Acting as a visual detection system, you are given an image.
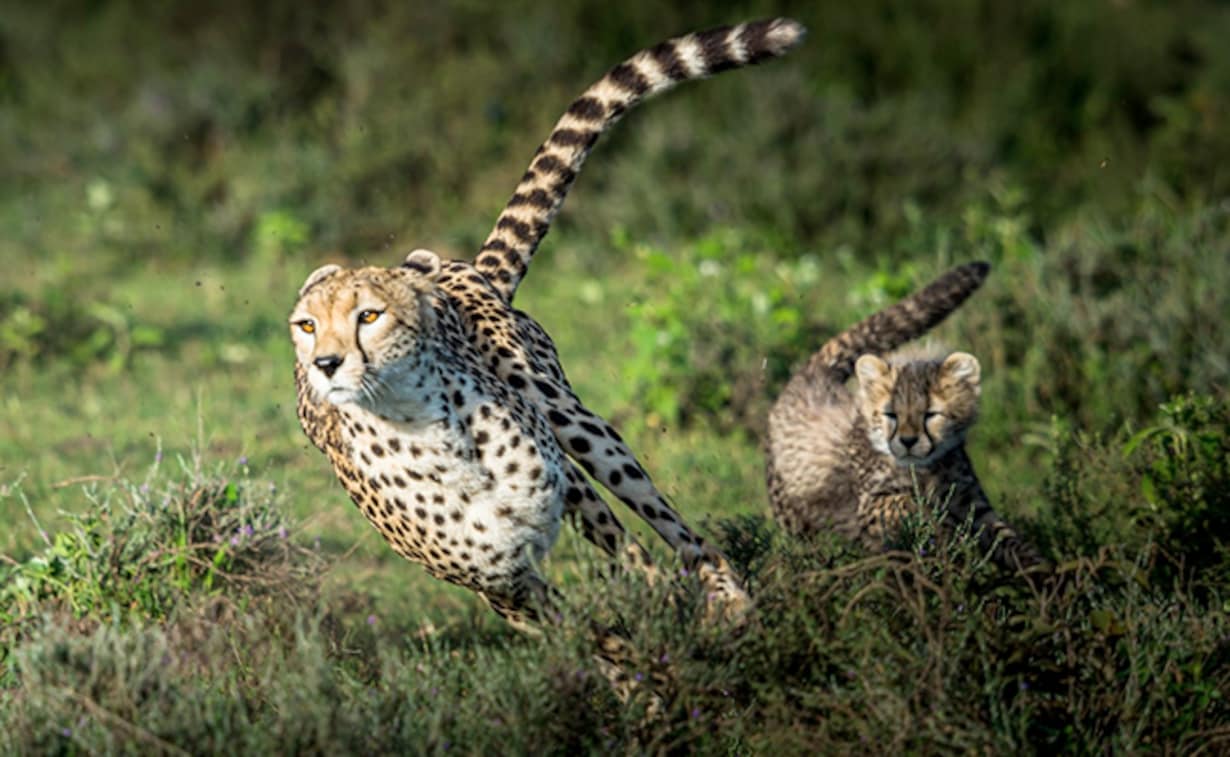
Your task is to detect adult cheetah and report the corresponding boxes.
[290,19,805,631]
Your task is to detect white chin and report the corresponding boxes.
[322,386,363,406]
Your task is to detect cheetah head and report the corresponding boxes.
[854,351,981,466]
[289,249,443,408]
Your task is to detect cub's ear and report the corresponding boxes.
[402,249,442,280]
[855,354,891,387]
[940,351,981,389]
[298,264,342,297]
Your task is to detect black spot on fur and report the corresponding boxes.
[608,62,650,95]
[740,19,777,64]
[566,96,606,121]
[697,25,737,73]
[533,379,559,399]
[650,40,687,80]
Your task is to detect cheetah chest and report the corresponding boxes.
[334,402,569,591]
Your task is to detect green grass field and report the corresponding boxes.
[2,1,1229,752]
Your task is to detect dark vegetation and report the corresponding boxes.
[1,0,1228,752]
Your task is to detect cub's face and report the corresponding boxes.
[855,351,981,466]
[289,250,442,407]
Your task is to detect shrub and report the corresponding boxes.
[0,455,325,675]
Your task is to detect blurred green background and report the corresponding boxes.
[1,1,1229,749]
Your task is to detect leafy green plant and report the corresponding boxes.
[1124,394,1230,580]
[0,456,325,673]
[0,288,164,371]
[619,226,834,431]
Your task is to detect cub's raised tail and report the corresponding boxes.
[474,18,806,303]
[800,261,991,388]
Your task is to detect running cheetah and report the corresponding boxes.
[766,262,1044,572]
[291,19,805,631]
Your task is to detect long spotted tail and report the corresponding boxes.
[474,18,806,303]
[804,261,992,385]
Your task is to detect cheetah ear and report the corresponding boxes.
[855,354,890,387]
[940,352,981,390]
[402,249,442,280]
[298,264,342,297]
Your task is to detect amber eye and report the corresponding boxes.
[358,309,382,324]
[883,411,897,421]
[298,320,316,334]
[924,411,942,420]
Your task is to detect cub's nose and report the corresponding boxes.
[313,355,343,378]
[898,435,918,450]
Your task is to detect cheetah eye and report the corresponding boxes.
[297,320,316,335]
[882,411,897,421]
[925,411,942,420]
[358,309,383,325]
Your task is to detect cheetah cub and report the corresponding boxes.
[766,262,1043,572]
[291,19,805,633]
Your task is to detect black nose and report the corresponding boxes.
[898,435,918,449]
[314,355,343,378]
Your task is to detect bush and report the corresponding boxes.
[0,455,325,675]
[3,399,1228,752]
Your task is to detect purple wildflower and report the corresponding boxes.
[229,536,240,547]
[690,708,702,720]
[277,526,288,540]
[238,455,248,466]
[61,727,71,738]
[242,524,254,537]
[139,483,150,494]
[154,450,163,463]
[367,614,377,626]
[634,672,644,682]
[658,653,670,664]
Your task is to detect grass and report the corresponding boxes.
[2,0,1229,752]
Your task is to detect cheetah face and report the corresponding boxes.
[855,351,980,467]
[289,250,443,408]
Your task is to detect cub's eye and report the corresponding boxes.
[297,320,315,335]
[358,309,382,325]
[924,411,943,420]
[883,412,897,421]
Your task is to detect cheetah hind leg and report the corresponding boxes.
[496,314,750,624]
[562,462,660,585]
[546,390,752,627]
